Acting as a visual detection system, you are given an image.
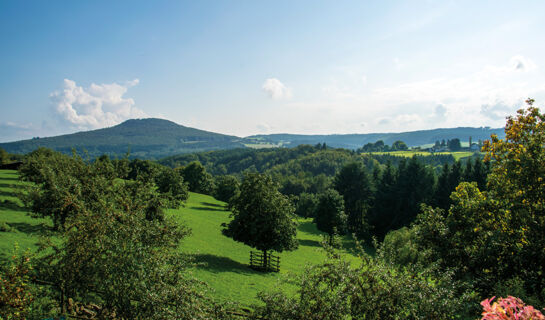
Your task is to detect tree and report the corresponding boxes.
[333,162,373,234]
[368,161,398,239]
[391,156,434,230]
[391,140,408,151]
[412,100,545,304]
[447,138,462,151]
[155,167,189,208]
[214,175,240,204]
[315,189,347,243]
[0,148,9,165]
[0,248,34,320]
[294,192,319,218]
[180,161,214,194]
[222,173,298,270]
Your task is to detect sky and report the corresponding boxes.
[1,0,545,142]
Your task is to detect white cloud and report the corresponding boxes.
[50,79,147,130]
[262,78,292,100]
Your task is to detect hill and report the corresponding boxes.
[0,119,246,159]
[1,119,505,159]
[250,127,505,149]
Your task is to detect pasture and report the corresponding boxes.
[0,170,360,307]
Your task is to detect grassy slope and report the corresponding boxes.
[170,192,360,306]
[0,170,51,258]
[0,170,360,306]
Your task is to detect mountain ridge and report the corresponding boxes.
[0,118,506,159]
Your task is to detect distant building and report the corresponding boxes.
[470,143,480,151]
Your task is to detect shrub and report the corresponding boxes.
[480,296,545,320]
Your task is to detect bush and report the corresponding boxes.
[480,296,545,320]
[253,245,468,319]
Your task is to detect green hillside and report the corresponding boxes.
[0,118,247,159]
[0,170,359,306]
[170,192,359,306]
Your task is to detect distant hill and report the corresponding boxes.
[249,127,505,149]
[0,119,506,159]
[0,118,246,159]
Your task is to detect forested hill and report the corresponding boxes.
[251,127,505,149]
[1,119,505,159]
[0,118,246,159]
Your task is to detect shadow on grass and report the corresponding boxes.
[297,221,323,236]
[0,183,25,189]
[7,222,53,237]
[0,176,20,183]
[298,239,323,248]
[0,203,27,212]
[200,202,225,208]
[192,254,256,275]
[190,206,226,212]
[0,190,19,198]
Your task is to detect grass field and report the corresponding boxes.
[169,192,360,306]
[0,170,361,307]
[365,150,477,160]
[0,170,52,258]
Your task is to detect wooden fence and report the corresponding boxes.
[249,251,280,272]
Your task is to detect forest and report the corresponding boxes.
[1,101,545,319]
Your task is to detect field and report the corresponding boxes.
[0,170,52,256]
[0,170,360,307]
[366,150,477,160]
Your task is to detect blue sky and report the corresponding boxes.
[1,0,545,142]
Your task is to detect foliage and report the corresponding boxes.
[480,296,545,320]
[378,226,423,267]
[407,100,545,308]
[333,162,373,234]
[392,140,408,151]
[0,148,10,165]
[222,173,298,268]
[314,189,347,240]
[252,246,467,320]
[0,248,34,320]
[19,149,105,230]
[155,166,189,208]
[448,138,462,151]
[294,192,319,218]
[180,161,215,194]
[214,175,240,204]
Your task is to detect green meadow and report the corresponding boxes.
[0,170,52,256]
[366,150,476,160]
[0,170,360,307]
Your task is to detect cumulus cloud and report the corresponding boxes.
[262,78,292,100]
[50,79,147,130]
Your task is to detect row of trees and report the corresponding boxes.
[292,156,488,240]
[357,140,408,152]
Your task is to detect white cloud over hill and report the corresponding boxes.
[50,79,147,130]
